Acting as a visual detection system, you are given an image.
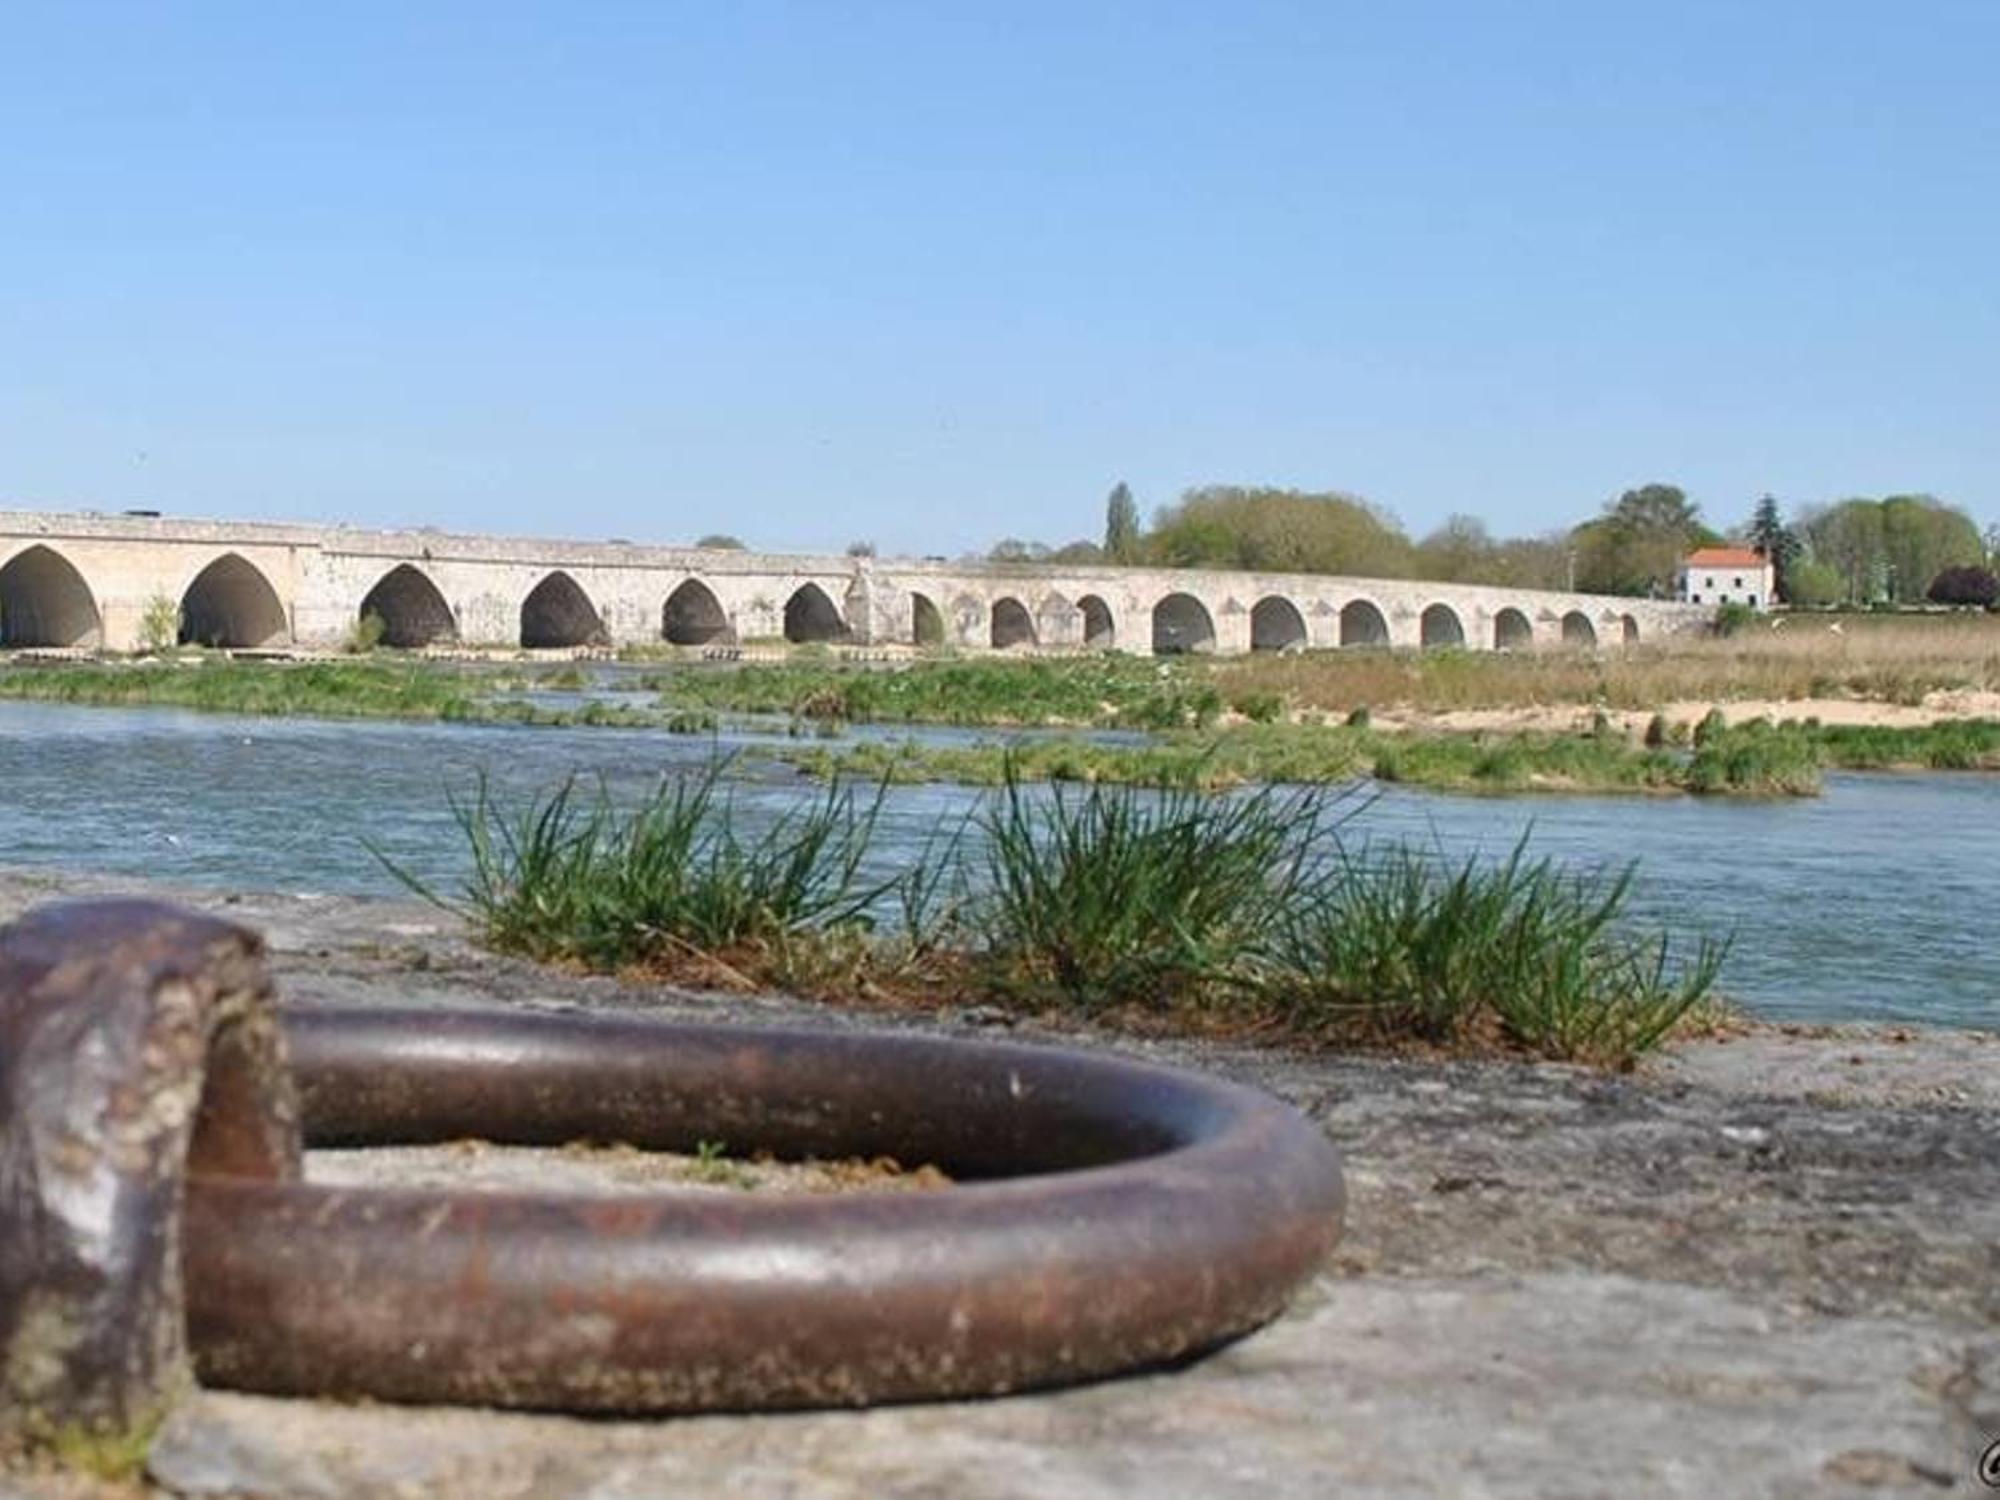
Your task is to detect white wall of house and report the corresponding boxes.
[1682,562,1773,610]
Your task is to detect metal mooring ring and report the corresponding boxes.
[2,900,1345,1426]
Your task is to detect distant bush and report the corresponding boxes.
[1713,601,1756,637]
[1926,564,1999,609]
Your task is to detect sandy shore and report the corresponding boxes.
[2,872,1994,1499]
[1372,687,2000,737]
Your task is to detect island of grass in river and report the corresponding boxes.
[7,654,2000,796]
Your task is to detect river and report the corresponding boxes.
[0,699,1990,1031]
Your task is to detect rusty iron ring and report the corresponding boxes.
[182,1003,1345,1414]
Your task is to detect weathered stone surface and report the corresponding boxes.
[0,900,299,1444]
[0,872,1992,1497]
[0,506,1705,652]
[139,1275,1987,1499]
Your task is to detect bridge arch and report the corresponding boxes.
[1152,593,1216,655]
[911,592,945,647]
[1339,599,1389,647]
[1420,603,1466,649]
[0,545,102,649]
[359,564,457,649]
[783,583,847,644]
[1079,594,1115,649]
[520,571,605,649]
[1250,596,1308,652]
[1561,611,1597,648]
[990,596,1035,649]
[179,553,288,648]
[1493,607,1534,651]
[1621,614,1640,645]
[662,579,732,645]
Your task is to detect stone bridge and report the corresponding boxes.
[0,510,1707,655]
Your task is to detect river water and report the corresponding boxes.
[1,699,1991,1032]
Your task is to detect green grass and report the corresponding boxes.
[977,775,1335,1012]
[1264,840,1726,1059]
[394,765,905,969]
[780,721,1810,797]
[399,763,1728,1066]
[643,655,1227,729]
[0,659,676,730]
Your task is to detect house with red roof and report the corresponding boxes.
[1680,547,1773,610]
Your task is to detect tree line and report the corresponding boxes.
[986,482,1994,605]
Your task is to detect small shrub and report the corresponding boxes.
[1713,601,1756,637]
[1345,705,1371,728]
[1643,713,1668,748]
[345,610,387,654]
[1232,690,1284,724]
[1692,706,1728,747]
[137,593,180,654]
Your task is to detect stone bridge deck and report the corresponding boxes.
[0,510,1707,655]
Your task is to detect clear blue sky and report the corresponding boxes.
[4,1,1996,555]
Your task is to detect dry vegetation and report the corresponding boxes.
[1214,613,2000,715]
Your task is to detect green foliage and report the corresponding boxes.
[1144,485,1416,576]
[696,534,746,549]
[137,592,181,654]
[1745,494,1800,601]
[1572,483,1716,598]
[1713,601,1757,637]
[1264,840,1726,1061]
[0,659,661,729]
[1104,481,1140,562]
[407,765,902,968]
[1784,558,1845,608]
[1684,720,1821,796]
[644,655,1224,729]
[978,773,1329,1011]
[1797,494,1983,605]
[413,764,1721,1064]
[346,609,386,654]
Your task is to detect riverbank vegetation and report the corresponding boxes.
[396,766,1726,1067]
[0,658,683,728]
[8,654,2000,797]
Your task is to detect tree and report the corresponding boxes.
[1927,564,1999,609]
[1745,495,1801,602]
[695,533,746,550]
[1144,486,1415,577]
[845,540,877,558]
[1414,514,1495,582]
[1799,495,1983,604]
[1104,482,1140,562]
[1571,483,1716,597]
[1047,539,1105,564]
[1784,558,1845,608]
